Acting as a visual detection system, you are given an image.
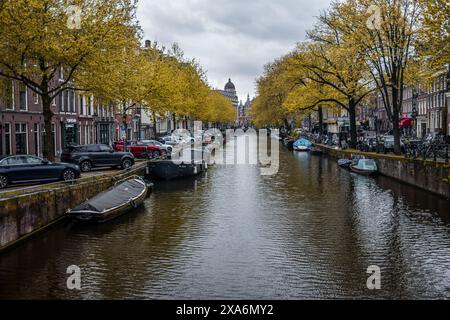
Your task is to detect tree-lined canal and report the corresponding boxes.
[0,147,449,299]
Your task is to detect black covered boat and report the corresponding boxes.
[67,177,150,223]
[148,160,207,180]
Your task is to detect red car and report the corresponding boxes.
[113,141,165,159]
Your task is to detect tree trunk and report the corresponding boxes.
[283,118,290,134]
[348,99,357,149]
[42,95,55,162]
[392,110,402,154]
[318,106,324,136]
[122,112,128,152]
[152,112,158,139]
[392,87,402,154]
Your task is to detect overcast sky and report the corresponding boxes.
[137,0,331,102]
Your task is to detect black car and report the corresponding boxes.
[0,155,81,189]
[61,144,135,173]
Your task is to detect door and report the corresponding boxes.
[2,156,30,182]
[98,144,115,166]
[24,156,57,180]
[86,145,103,166]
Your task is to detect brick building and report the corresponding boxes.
[0,79,118,157]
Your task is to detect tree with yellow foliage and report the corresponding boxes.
[418,0,449,70]
[0,0,140,161]
[327,0,422,153]
[203,91,236,125]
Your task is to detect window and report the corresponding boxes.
[87,96,92,116]
[15,123,28,154]
[99,145,111,152]
[87,145,100,152]
[70,91,75,113]
[4,123,11,155]
[64,90,70,112]
[19,83,27,111]
[26,156,44,164]
[3,80,14,110]
[3,156,26,165]
[59,92,64,112]
[33,92,39,105]
[59,67,64,80]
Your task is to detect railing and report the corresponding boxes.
[291,133,450,163]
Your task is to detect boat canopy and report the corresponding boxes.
[355,159,378,171]
[71,179,146,213]
[294,139,313,148]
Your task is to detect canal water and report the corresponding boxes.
[0,146,449,299]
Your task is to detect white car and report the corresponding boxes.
[141,140,174,155]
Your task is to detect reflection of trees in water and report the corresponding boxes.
[262,150,373,298]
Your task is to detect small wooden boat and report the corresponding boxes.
[349,159,378,176]
[338,159,353,168]
[67,177,150,223]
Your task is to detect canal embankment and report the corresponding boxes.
[317,144,450,199]
[0,161,149,252]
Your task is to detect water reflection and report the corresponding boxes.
[0,147,449,299]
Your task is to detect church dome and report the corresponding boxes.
[224,78,236,91]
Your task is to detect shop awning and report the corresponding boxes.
[400,118,413,128]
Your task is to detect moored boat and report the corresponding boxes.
[338,159,353,168]
[148,160,207,180]
[67,177,150,223]
[293,138,313,152]
[349,159,378,176]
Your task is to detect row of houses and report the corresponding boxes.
[308,66,450,138]
[0,79,188,158]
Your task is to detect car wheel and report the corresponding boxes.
[0,175,9,189]
[121,159,133,170]
[153,151,161,159]
[62,169,76,182]
[80,161,92,173]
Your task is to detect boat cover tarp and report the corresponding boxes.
[354,160,378,171]
[294,139,313,148]
[72,179,145,213]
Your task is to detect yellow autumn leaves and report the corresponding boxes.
[251,0,448,151]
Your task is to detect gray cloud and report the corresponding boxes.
[137,0,331,101]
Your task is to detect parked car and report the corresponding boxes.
[0,155,81,189]
[140,140,174,155]
[61,144,135,172]
[113,141,164,159]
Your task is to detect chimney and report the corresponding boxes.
[145,40,151,48]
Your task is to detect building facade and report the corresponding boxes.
[237,94,253,127]
[217,79,239,123]
[0,79,120,157]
